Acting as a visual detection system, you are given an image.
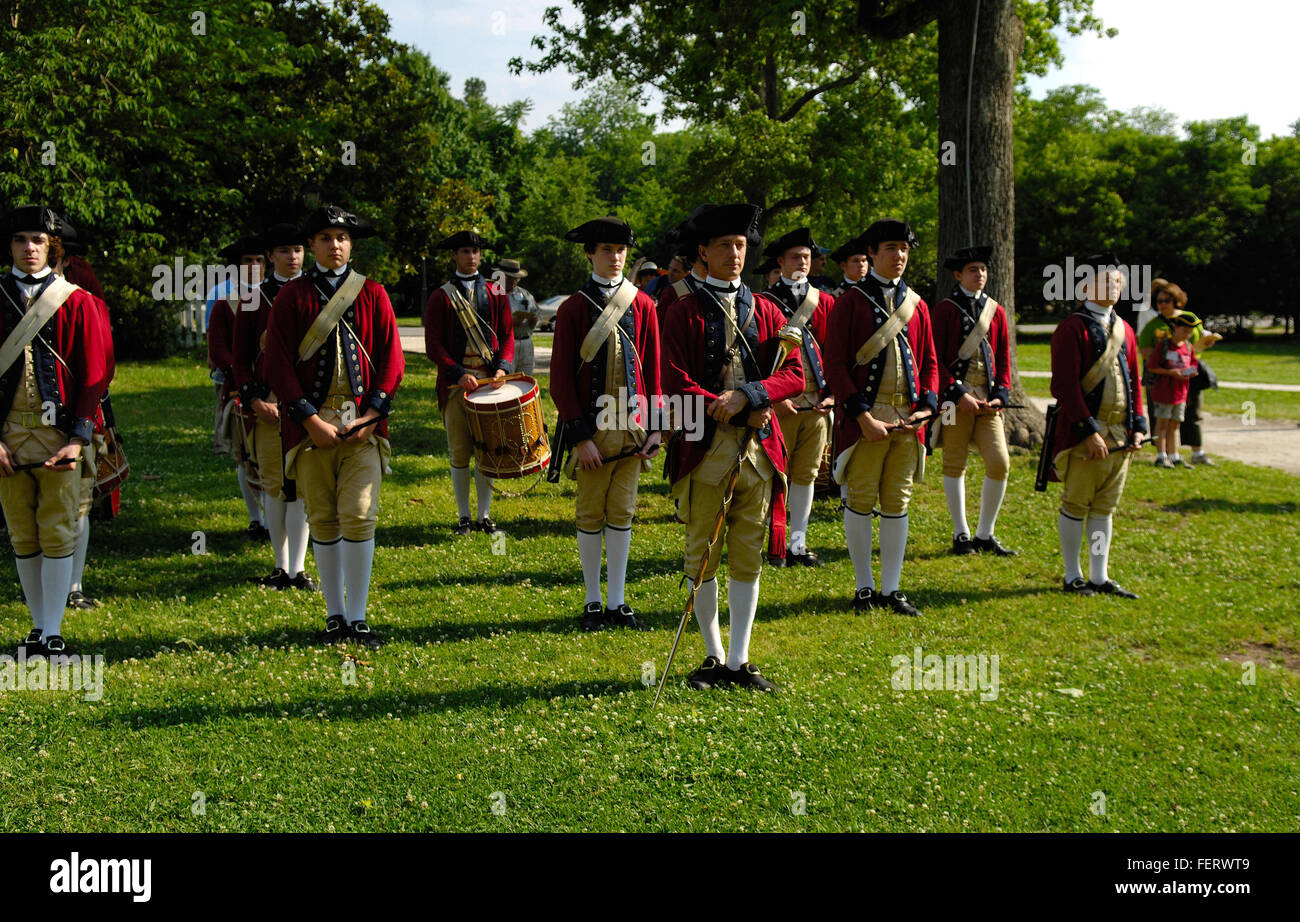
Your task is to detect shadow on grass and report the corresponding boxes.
[1160,498,1297,515]
[100,676,646,728]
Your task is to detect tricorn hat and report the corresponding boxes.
[762,227,817,260]
[943,245,993,271]
[564,216,636,246]
[829,234,870,263]
[2,205,65,238]
[218,234,265,263]
[861,218,918,248]
[690,203,763,248]
[437,229,492,251]
[301,205,375,240]
[260,222,305,250]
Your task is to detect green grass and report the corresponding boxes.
[1,357,1297,831]
[1017,375,1300,423]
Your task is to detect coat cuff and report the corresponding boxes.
[494,358,514,375]
[1075,416,1102,439]
[239,380,271,404]
[918,391,938,413]
[1133,414,1148,436]
[71,417,95,444]
[738,381,770,409]
[990,384,1010,406]
[944,380,971,404]
[365,387,393,415]
[567,418,596,444]
[844,393,870,419]
[286,397,319,423]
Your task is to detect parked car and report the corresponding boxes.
[536,295,565,331]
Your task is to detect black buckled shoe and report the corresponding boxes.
[973,535,1018,556]
[67,590,100,609]
[1063,577,1096,596]
[478,516,501,535]
[853,587,876,612]
[319,614,348,644]
[951,534,977,556]
[348,620,383,649]
[879,591,921,617]
[766,554,788,568]
[452,516,475,536]
[246,521,270,541]
[289,571,318,591]
[789,550,823,567]
[687,656,728,690]
[43,634,69,655]
[1088,579,1139,599]
[17,628,44,656]
[604,603,649,630]
[251,568,291,590]
[580,601,606,632]
[720,662,780,692]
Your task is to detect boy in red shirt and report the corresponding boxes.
[1149,314,1198,469]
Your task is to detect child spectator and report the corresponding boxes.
[1149,314,1198,468]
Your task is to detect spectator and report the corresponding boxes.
[498,258,539,376]
[643,255,683,299]
[1148,314,1199,468]
[634,260,660,288]
[1138,279,1220,466]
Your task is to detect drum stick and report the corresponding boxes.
[337,412,389,439]
[10,458,77,472]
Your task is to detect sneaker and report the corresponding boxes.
[852,587,876,612]
[580,601,606,632]
[288,572,318,591]
[348,620,383,649]
[1155,457,1175,469]
[1088,579,1139,599]
[452,516,475,536]
[1062,577,1096,596]
[318,614,348,644]
[687,656,728,690]
[972,535,1018,557]
[718,662,780,692]
[604,603,648,630]
[67,590,100,609]
[950,534,977,556]
[878,591,921,617]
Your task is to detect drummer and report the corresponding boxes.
[423,230,514,536]
[550,217,663,631]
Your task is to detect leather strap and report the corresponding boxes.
[0,277,77,377]
[1080,311,1125,393]
[854,288,919,367]
[578,279,637,364]
[957,294,999,361]
[297,272,366,363]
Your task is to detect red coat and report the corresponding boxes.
[656,275,703,338]
[550,282,661,444]
[207,293,238,400]
[232,277,295,414]
[824,280,939,454]
[932,290,1011,407]
[661,286,804,483]
[264,272,404,447]
[423,275,514,411]
[0,275,111,445]
[763,281,833,396]
[1049,308,1146,475]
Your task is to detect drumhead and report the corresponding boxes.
[465,378,535,405]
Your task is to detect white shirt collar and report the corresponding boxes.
[591,272,621,288]
[273,271,302,283]
[869,268,900,286]
[779,275,806,289]
[454,271,478,281]
[1084,301,1113,321]
[705,275,740,291]
[691,269,707,282]
[11,266,52,282]
[959,285,982,298]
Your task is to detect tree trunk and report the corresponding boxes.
[936,0,1044,447]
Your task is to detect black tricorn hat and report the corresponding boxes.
[691,203,763,248]
[437,229,492,251]
[564,216,636,246]
[301,205,375,240]
[762,227,816,260]
[260,222,304,250]
[861,218,918,248]
[829,234,871,263]
[757,256,778,275]
[58,213,85,254]
[943,245,993,271]
[218,234,265,263]
[2,205,65,238]
[668,203,715,259]
[1078,251,1121,268]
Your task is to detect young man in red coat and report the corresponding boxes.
[209,234,268,539]
[233,223,314,591]
[829,235,870,299]
[824,218,938,617]
[655,206,711,332]
[1048,255,1145,598]
[662,203,804,693]
[422,230,513,536]
[0,205,111,655]
[762,227,835,568]
[931,245,1016,557]
[550,217,663,631]
[264,206,404,646]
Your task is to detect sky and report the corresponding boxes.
[373,0,1298,139]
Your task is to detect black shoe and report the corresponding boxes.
[319,614,348,644]
[17,628,44,656]
[788,550,823,567]
[852,587,876,612]
[251,568,291,589]
[1088,579,1139,599]
[452,516,475,536]
[478,516,501,535]
[973,535,1018,556]
[580,601,606,632]
[719,662,780,692]
[879,591,921,617]
[687,656,728,690]
[43,634,69,655]
[1063,577,1096,596]
[951,534,977,556]
[289,572,318,591]
[604,603,649,630]
[246,521,270,541]
[766,554,788,568]
[348,620,383,649]
[67,590,100,609]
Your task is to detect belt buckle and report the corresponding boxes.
[21,411,39,428]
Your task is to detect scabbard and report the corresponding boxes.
[546,418,569,483]
[1034,402,1059,492]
